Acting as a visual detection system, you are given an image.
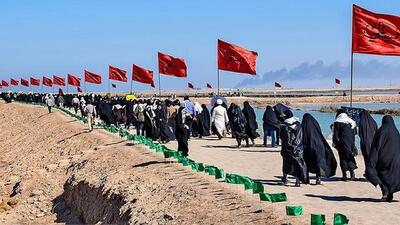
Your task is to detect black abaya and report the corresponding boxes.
[242,101,259,140]
[175,107,189,157]
[333,122,358,173]
[231,104,248,146]
[366,115,400,194]
[280,118,309,183]
[359,110,378,174]
[302,113,337,178]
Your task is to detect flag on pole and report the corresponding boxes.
[84,70,102,84]
[30,77,40,86]
[158,52,187,77]
[53,75,66,86]
[67,74,81,87]
[11,79,19,86]
[274,82,282,88]
[77,87,83,93]
[21,78,29,87]
[335,78,341,84]
[43,76,53,87]
[58,88,64,94]
[188,82,194,89]
[218,39,258,75]
[132,64,155,86]
[111,83,117,88]
[207,83,212,89]
[2,80,9,87]
[109,65,127,82]
[352,5,400,56]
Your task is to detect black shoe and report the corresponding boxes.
[350,171,356,181]
[387,193,394,202]
[295,180,301,187]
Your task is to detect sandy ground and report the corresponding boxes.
[0,103,286,225]
[165,135,400,225]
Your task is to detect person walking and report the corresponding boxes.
[262,106,280,147]
[45,94,55,113]
[84,99,97,132]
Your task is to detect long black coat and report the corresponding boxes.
[302,113,337,178]
[366,116,400,194]
[333,122,358,172]
[242,102,259,139]
[280,120,309,183]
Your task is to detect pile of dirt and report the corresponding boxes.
[0,103,282,224]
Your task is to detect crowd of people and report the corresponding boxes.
[2,91,399,202]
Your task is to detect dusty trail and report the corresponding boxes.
[0,103,283,225]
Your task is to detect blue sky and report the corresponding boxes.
[1,0,400,92]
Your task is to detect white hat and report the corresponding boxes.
[216,99,223,105]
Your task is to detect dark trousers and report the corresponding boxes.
[48,106,52,113]
[136,121,144,136]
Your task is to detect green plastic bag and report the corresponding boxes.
[333,213,349,225]
[311,214,326,225]
[286,206,303,216]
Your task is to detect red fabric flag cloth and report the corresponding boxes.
[132,64,155,86]
[218,39,258,75]
[207,83,212,89]
[58,88,64,94]
[188,82,194,89]
[158,52,187,77]
[2,80,9,87]
[109,65,127,82]
[274,82,282,88]
[84,70,102,84]
[352,5,400,56]
[43,76,53,87]
[21,78,29,87]
[30,77,40,86]
[11,79,19,86]
[77,87,83,93]
[53,75,66,86]
[111,83,117,88]
[67,74,81,87]
[335,78,341,84]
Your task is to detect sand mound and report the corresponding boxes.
[0,103,281,224]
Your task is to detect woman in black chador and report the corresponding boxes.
[332,109,357,181]
[230,104,249,148]
[366,115,400,202]
[280,110,309,187]
[175,106,190,157]
[359,110,378,175]
[242,101,259,146]
[302,113,337,185]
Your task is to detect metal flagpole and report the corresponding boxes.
[217,69,220,96]
[108,77,110,94]
[350,53,354,107]
[158,72,161,97]
[130,77,133,94]
[84,81,87,93]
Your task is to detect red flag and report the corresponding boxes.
[11,79,19,86]
[109,65,127,82]
[335,78,341,85]
[158,52,187,77]
[84,70,102,84]
[30,77,40,86]
[218,39,258,75]
[67,74,81,87]
[352,5,400,56]
[43,76,53,87]
[111,83,117,88]
[77,87,83,93]
[274,82,282,88]
[53,75,66,86]
[188,82,194,89]
[2,80,9,87]
[207,83,212,89]
[132,64,154,86]
[21,78,29,87]
[58,88,64,94]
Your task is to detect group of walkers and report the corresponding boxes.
[2,91,400,202]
